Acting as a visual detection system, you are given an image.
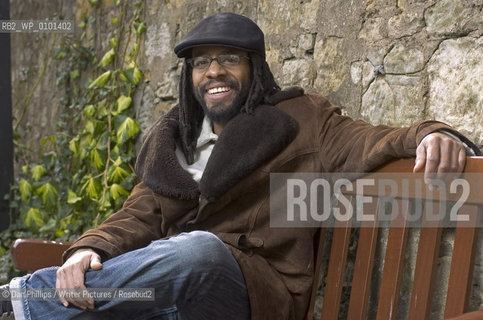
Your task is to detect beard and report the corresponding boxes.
[194,77,250,124]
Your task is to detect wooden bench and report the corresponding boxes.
[10,239,72,273]
[10,157,483,319]
[307,156,483,320]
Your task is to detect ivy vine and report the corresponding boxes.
[1,0,146,279]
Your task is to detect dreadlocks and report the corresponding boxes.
[178,61,204,165]
[178,52,281,165]
[242,53,280,114]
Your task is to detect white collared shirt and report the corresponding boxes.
[175,116,218,183]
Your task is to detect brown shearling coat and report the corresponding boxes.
[64,88,459,319]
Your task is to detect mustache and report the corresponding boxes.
[199,78,240,93]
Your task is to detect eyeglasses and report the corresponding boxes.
[186,54,249,70]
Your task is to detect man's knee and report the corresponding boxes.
[180,230,222,246]
[172,231,233,270]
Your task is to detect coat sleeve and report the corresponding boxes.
[308,94,477,173]
[63,182,163,262]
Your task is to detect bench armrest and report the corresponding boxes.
[11,239,72,272]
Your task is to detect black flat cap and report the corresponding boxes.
[174,12,265,58]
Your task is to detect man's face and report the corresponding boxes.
[191,46,251,124]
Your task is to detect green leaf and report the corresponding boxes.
[134,22,146,35]
[110,184,130,201]
[69,137,80,157]
[90,149,104,170]
[97,99,109,116]
[108,160,130,183]
[22,165,28,175]
[119,71,128,83]
[19,179,32,202]
[111,17,118,27]
[67,189,82,204]
[100,193,112,209]
[112,145,120,156]
[38,218,57,233]
[93,131,109,151]
[70,70,80,80]
[133,67,142,85]
[129,43,139,58]
[88,71,111,89]
[42,151,57,169]
[79,134,93,159]
[55,51,66,60]
[40,135,56,146]
[31,165,46,181]
[116,116,139,144]
[25,208,44,228]
[83,105,96,118]
[99,49,115,68]
[55,229,66,238]
[36,183,58,207]
[81,176,101,199]
[122,67,142,85]
[114,95,132,115]
[84,120,95,134]
[109,37,117,49]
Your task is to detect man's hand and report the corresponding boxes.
[413,132,466,187]
[56,248,102,310]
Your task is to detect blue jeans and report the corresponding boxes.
[9,231,251,320]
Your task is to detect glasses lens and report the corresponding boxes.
[192,57,210,69]
[219,54,241,66]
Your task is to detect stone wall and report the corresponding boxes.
[137,0,482,149]
[10,0,75,154]
[12,0,482,151]
[10,0,482,318]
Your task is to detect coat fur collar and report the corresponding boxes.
[135,87,303,200]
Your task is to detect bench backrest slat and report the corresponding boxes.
[320,219,352,320]
[445,204,481,318]
[346,201,379,319]
[376,204,409,320]
[408,204,444,319]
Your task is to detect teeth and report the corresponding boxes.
[207,87,230,94]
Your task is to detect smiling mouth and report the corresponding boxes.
[207,86,231,95]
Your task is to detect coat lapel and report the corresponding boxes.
[135,106,200,200]
[199,105,298,200]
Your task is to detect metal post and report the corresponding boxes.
[0,0,13,231]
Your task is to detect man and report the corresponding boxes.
[2,12,481,320]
